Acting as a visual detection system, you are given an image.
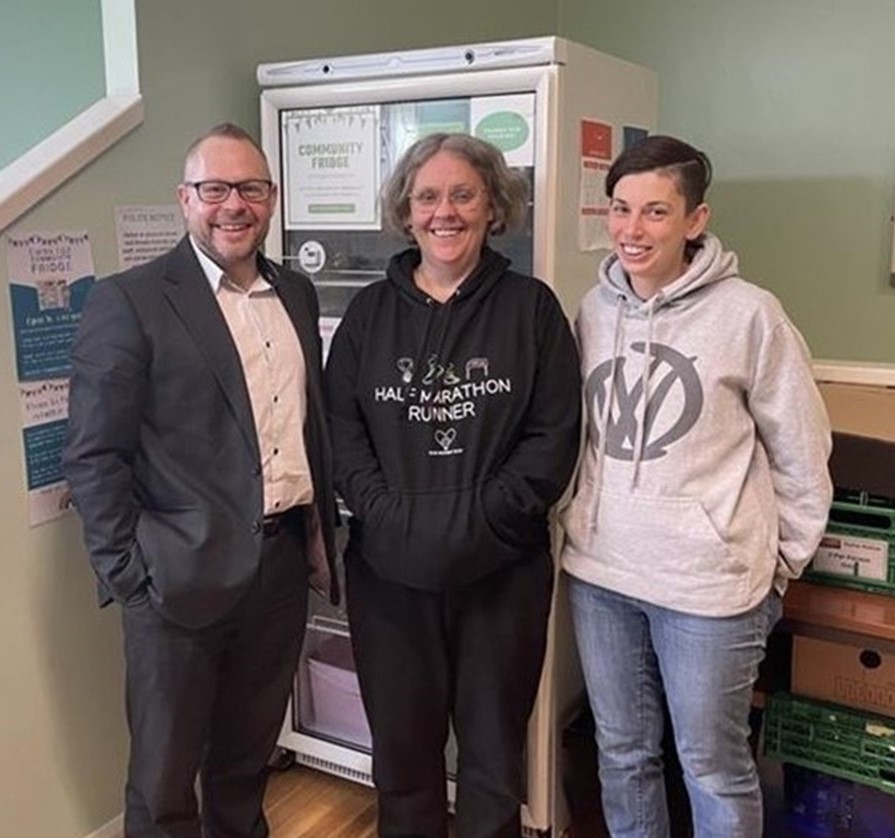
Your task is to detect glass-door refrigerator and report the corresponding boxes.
[259,36,657,836]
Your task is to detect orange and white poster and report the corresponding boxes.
[578,119,614,252]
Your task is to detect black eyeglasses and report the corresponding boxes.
[185,180,274,204]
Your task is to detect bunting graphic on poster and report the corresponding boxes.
[6,230,95,525]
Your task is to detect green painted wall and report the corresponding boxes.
[0,3,555,836]
[559,0,895,363]
[0,0,106,168]
[6,3,893,834]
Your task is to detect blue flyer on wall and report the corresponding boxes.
[6,230,95,525]
[7,231,95,381]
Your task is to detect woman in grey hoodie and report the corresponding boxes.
[561,135,832,837]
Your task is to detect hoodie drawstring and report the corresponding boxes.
[630,296,657,488]
[588,294,626,531]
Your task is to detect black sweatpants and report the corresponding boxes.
[346,552,553,838]
[121,519,308,838]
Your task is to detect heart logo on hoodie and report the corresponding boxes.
[434,428,457,451]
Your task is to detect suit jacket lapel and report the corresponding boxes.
[160,239,260,460]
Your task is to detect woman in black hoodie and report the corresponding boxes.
[325,133,581,838]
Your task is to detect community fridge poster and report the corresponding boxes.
[6,231,95,525]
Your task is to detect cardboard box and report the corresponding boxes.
[818,381,895,444]
[818,382,895,498]
[827,433,895,500]
[791,635,895,718]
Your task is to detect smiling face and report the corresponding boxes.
[607,169,710,298]
[177,136,276,287]
[406,150,494,283]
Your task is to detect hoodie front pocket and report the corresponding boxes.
[595,489,736,581]
[359,486,522,589]
[481,477,547,550]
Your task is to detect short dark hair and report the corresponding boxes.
[183,123,268,178]
[605,135,712,212]
[381,133,529,239]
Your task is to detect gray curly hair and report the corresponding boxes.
[381,133,530,240]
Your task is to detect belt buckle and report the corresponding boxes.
[262,506,303,538]
[262,511,285,538]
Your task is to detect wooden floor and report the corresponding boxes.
[264,766,463,837]
[264,765,378,837]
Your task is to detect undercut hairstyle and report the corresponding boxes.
[381,132,530,240]
[182,123,268,179]
[605,135,713,213]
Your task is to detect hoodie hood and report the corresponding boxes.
[386,245,511,307]
[599,233,739,311]
[386,246,513,400]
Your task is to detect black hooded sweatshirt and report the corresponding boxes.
[324,245,581,590]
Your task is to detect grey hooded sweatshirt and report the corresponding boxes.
[562,233,832,617]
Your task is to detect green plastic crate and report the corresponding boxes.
[804,491,895,595]
[764,692,895,795]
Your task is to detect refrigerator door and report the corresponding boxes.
[264,65,555,835]
[262,39,657,836]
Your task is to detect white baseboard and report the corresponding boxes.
[83,814,123,838]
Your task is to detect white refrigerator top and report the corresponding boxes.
[257,36,571,87]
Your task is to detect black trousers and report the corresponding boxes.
[346,552,553,838]
[121,519,308,838]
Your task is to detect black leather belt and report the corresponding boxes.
[261,506,305,538]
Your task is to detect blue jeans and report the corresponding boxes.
[568,578,782,838]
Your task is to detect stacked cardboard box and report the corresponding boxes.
[766,379,895,836]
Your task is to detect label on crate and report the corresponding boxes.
[812,532,888,580]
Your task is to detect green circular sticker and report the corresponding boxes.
[475,112,529,152]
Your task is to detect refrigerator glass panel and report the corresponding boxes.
[279,87,539,791]
[278,94,536,339]
[291,513,460,776]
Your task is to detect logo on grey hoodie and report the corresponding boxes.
[586,342,703,461]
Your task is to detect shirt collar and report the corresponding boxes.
[189,235,271,294]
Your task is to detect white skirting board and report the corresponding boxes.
[83,814,123,838]
[813,359,895,388]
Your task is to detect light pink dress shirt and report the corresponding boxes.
[191,239,314,516]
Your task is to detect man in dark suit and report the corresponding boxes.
[64,123,337,837]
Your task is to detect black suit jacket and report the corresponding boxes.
[63,237,338,629]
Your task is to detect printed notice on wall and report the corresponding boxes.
[282,105,381,230]
[578,119,614,252]
[6,231,95,525]
[115,205,185,270]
